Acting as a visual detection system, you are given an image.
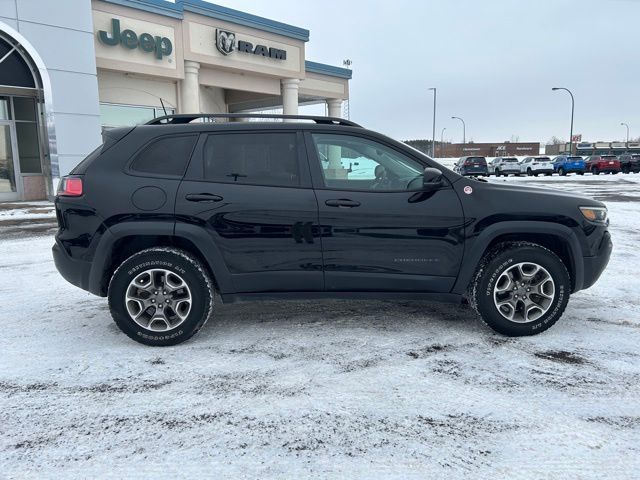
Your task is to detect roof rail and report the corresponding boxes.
[145,113,361,127]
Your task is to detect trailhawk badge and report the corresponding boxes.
[216,29,236,56]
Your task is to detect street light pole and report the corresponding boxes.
[621,122,630,144]
[552,87,574,154]
[440,127,446,157]
[451,116,465,144]
[429,88,436,157]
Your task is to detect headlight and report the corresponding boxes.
[579,206,608,223]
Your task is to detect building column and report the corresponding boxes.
[180,60,200,113]
[326,99,343,118]
[281,78,299,119]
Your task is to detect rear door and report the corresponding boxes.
[175,129,323,294]
[305,130,465,293]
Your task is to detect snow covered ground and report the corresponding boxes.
[1,175,639,479]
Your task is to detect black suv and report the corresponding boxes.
[53,114,612,346]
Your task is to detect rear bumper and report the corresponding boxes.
[52,239,93,293]
[581,231,612,290]
[531,168,554,174]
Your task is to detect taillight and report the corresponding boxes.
[58,176,83,197]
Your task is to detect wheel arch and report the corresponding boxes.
[88,222,233,296]
[452,221,584,295]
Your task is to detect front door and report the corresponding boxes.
[306,131,465,293]
[0,121,21,202]
[176,129,323,294]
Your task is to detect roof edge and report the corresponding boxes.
[305,60,352,79]
[99,0,309,41]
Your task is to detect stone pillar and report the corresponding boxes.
[281,78,299,119]
[180,61,200,113]
[326,99,343,118]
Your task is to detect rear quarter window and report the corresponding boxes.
[130,135,198,177]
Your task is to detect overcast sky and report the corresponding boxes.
[210,0,638,144]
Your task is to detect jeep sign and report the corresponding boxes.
[98,18,173,60]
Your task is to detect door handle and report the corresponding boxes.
[325,199,361,208]
[185,193,223,202]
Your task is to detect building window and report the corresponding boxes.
[100,103,174,129]
[12,96,42,174]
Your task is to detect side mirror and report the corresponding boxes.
[422,167,445,191]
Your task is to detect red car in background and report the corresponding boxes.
[584,155,621,175]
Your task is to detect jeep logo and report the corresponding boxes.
[98,18,173,60]
[215,29,287,61]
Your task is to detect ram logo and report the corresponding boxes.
[215,29,236,55]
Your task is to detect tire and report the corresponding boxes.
[577,171,584,175]
[108,247,214,346]
[533,173,539,177]
[591,167,599,175]
[495,168,501,176]
[527,168,532,176]
[622,166,630,174]
[558,167,566,176]
[468,242,570,336]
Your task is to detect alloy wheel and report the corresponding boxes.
[125,269,192,332]
[493,262,555,323]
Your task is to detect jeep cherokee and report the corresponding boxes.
[53,114,613,346]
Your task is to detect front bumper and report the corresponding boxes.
[581,231,613,290]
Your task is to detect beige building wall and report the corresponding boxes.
[91,0,350,118]
[97,70,178,109]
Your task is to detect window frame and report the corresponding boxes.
[125,133,199,179]
[183,129,312,190]
[303,130,434,193]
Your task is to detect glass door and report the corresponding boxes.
[0,120,21,201]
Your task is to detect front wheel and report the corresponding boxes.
[527,168,533,176]
[108,248,214,346]
[468,242,570,336]
[558,167,566,176]
[591,167,599,175]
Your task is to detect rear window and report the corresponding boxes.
[568,156,583,161]
[601,155,617,159]
[130,135,197,176]
[535,157,550,161]
[466,157,486,165]
[503,158,518,162]
[203,132,299,187]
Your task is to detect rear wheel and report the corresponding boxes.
[468,242,570,336]
[622,166,630,174]
[108,248,214,346]
[527,168,533,176]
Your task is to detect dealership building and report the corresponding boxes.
[0,0,352,201]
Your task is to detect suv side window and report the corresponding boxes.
[130,135,197,176]
[203,132,299,187]
[310,133,424,191]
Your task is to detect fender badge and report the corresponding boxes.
[463,186,473,195]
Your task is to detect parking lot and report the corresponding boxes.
[1,174,639,478]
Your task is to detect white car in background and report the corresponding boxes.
[519,156,555,176]
[489,157,521,176]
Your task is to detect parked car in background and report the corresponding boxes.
[552,155,586,176]
[617,153,640,174]
[520,156,554,176]
[585,155,621,175]
[489,157,521,176]
[454,156,488,176]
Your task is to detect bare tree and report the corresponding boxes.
[546,136,565,145]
